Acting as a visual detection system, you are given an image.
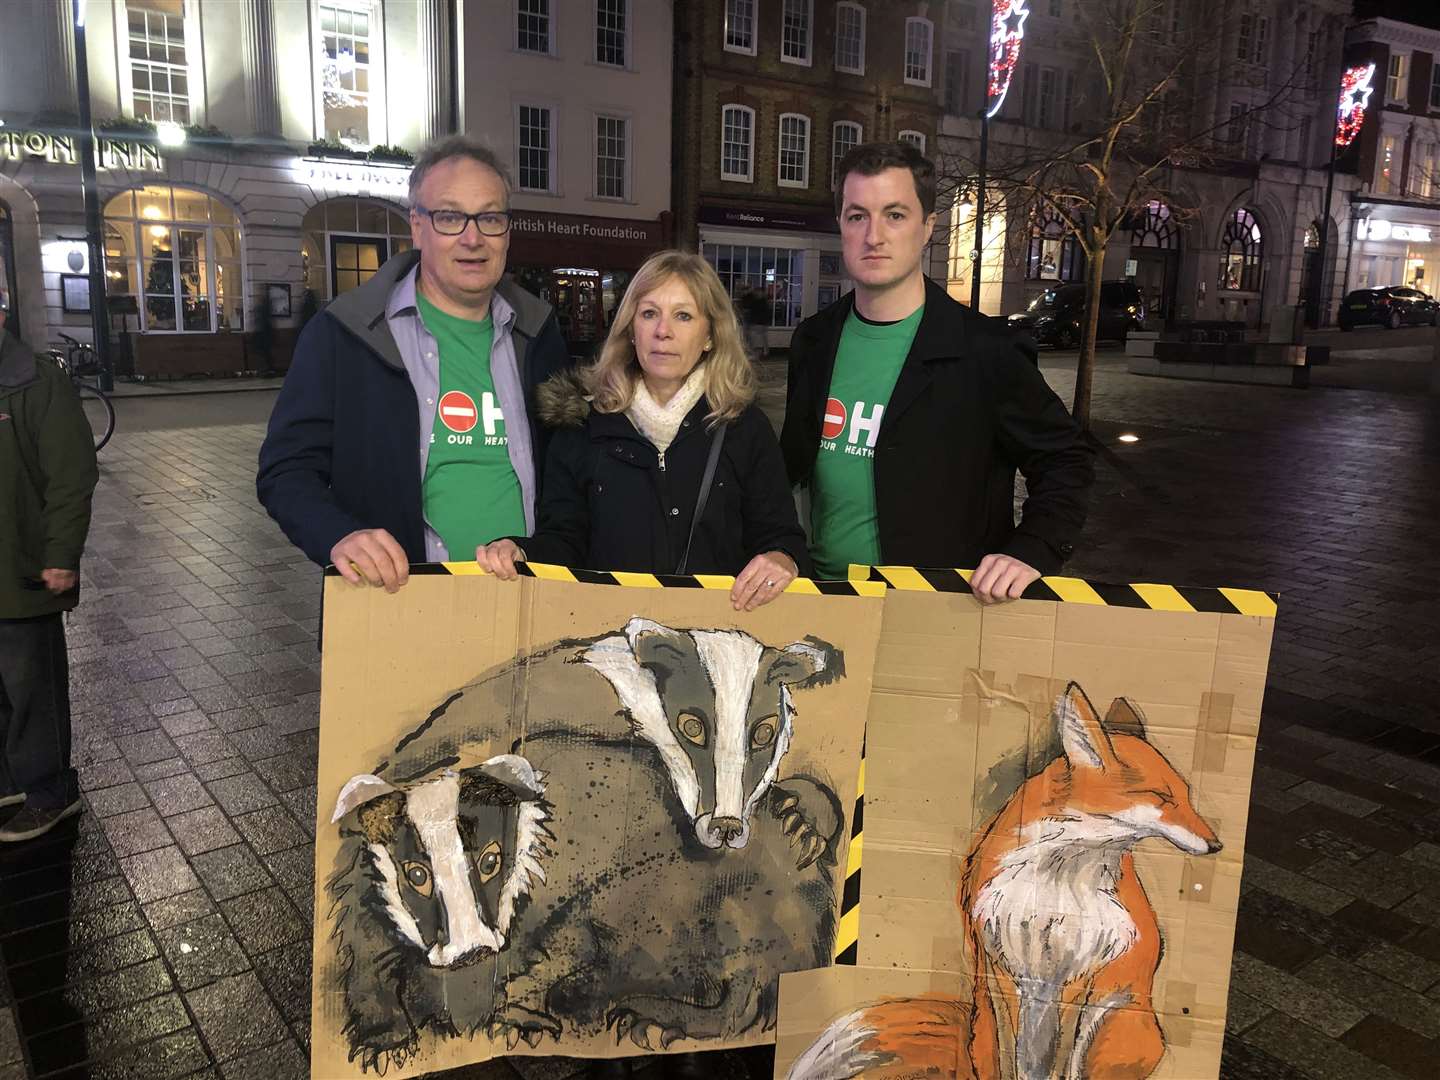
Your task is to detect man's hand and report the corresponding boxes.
[476,539,526,581]
[970,553,1041,606]
[330,529,409,592]
[731,551,798,612]
[41,569,78,595]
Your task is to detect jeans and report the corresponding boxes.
[0,613,78,810]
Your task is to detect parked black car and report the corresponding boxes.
[1006,281,1146,347]
[1337,286,1440,330]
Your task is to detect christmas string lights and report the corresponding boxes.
[987,0,1030,118]
[1334,62,1374,148]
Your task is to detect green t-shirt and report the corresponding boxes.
[418,293,527,558]
[809,305,924,579]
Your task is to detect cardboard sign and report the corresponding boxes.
[309,568,885,1077]
[774,574,1276,1080]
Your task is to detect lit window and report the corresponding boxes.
[778,113,810,188]
[783,0,813,65]
[302,198,411,299]
[1218,208,1263,291]
[595,115,627,199]
[1027,205,1082,281]
[319,1,374,146]
[518,0,551,54]
[596,0,626,66]
[702,243,804,327]
[904,18,933,86]
[1378,134,1398,194]
[128,1,190,124]
[518,105,555,193]
[104,186,244,333]
[721,105,755,182]
[835,3,865,75]
[832,121,862,189]
[724,0,755,54]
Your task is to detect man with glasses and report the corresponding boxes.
[259,136,570,590]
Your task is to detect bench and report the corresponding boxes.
[1126,321,1329,388]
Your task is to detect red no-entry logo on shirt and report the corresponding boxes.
[438,390,478,433]
[822,397,847,440]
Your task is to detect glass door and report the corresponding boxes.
[330,235,387,296]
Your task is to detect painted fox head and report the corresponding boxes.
[582,617,841,851]
[331,755,551,968]
[1055,682,1222,856]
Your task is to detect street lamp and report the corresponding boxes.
[971,0,1028,311]
[1311,62,1375,328]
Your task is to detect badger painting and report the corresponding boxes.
[326,755,553,1072]
[385,618,846,869]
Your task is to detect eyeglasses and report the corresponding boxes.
[417,207,512,237]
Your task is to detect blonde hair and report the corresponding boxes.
[584,250,756,426]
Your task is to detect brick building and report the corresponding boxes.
[672,0,946,347]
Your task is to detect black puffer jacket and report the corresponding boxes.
[517,372,811,577]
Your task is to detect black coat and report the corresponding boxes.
[520,376,811,577]
[780,278,1094,575]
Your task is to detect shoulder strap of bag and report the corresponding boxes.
[675,422,727,576]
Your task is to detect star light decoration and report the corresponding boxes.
[987,0,1030,118]
[1334,62,1375,148]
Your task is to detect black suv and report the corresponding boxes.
[1007,282,1146,347]
[1337,286,1440,330]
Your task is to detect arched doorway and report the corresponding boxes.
[1301,219,1337,326]
[1129,201,1179,327]
[0,199,18,339]
[302,199,410,301]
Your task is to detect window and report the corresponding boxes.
[1418,143,1437,198]
[302,198,410,299]
[898,130,925,153]
[904,18,933,86]
[596,0,626,66]
[104,186,244,332]
[703,243,804,327]
[778,113,810,187]
[128,0,190,124]
[318,1,375,146]
[1388,53,1407,103]
[1049,0,1062,15]
[1252,16,1267,64]
[1218,208,1262,291]
[518,0,551,54]
[595,115,627,199]
[1037,67,1059,129]
[782,0,812,65]
[945,50,968,114]
[835,3,865,75]
[832,121,862,189]
[1228,102,1249,151]
[1027,205,1083,281]
[517,105,555,193]
[721,105,755,182]
[1304,30,1317,80]
[1131,201,1176,249]
[724,0,756,54]
[1430,63,1440,110]
[1377,133,1398,194]
[1237,14,1252,63]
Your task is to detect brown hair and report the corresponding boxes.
[584,251,756,426]
[833,141,937,218]
[408,135,512,207]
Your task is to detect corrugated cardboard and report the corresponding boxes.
[309,572,884,1078]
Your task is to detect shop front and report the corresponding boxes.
[507,209,669,358]
[1348,207,1440,295]
[697,203,844,350]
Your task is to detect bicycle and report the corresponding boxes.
[50,333,116,452]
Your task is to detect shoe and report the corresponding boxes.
[586,1062,634,1079]
[0,799,82,842]
[0,793,24,810]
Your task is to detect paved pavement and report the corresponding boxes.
[1,343,1439,1080]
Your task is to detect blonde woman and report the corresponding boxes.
[477,251,807,610]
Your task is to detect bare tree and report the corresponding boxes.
[938,0,1321,428]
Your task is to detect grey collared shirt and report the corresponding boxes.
[385,268,538,561]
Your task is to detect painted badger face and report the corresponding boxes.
[583,618,839,850]
[331,755,550,968]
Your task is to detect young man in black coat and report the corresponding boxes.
[780,143,1093,601]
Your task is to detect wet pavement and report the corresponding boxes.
[1,342,1438,1080]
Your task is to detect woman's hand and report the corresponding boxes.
[476,539,527,581]
[731,551,799,611]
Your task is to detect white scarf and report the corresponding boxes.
[625,368,707,458]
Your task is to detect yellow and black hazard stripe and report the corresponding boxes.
[834,737,864,966]
[852,566,1279,617]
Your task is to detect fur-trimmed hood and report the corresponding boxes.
[536,368,593,429]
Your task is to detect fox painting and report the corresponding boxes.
[788,682,1223,1080]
